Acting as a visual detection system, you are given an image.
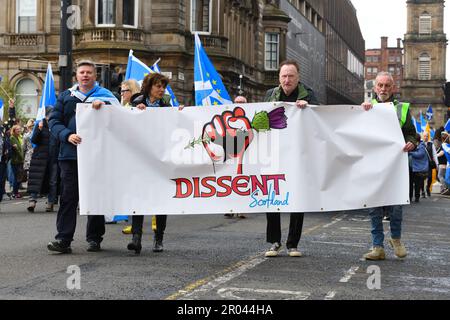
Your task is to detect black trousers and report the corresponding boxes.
[266,212,304,249]
[412,172,425,200]
[55,161,105,244]
[132,215,167,241]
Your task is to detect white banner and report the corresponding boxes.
[76,102,410,215]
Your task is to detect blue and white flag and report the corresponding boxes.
[445,119,450,132]
[426,105,433,121]
[194,33,232,106]
[412,116,421,133]
[125,50,179,106]
[0,99,4,122]
[37,63,56,121]
[420,112,427,133]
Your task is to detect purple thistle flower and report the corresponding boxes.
[268,107,288,129]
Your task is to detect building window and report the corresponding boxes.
[97,0,116,26]
[16,0,37,33]
[388,66,395,74]
[191,0,211,34]
[372,56,379,63]
[15,78,38,118]
[418,53,431,80]
[265,33,279,71]
[373,67,378,74]
[123,0,138,27]
[419,13,431,35]
[396,56,401,63]
[389,56,395,63]
[366,56,372,63]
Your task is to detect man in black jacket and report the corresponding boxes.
[264,60,319,258]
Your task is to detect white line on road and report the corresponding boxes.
[324,291,336,300]
[217,287,311,300]
[321,214,347,229]
[339,266,360,283]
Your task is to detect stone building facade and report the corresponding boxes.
[402,0,447,126]
[0,0,364,118]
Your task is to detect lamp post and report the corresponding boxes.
[59,0,73,92]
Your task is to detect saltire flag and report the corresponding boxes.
[444,142,450,160]
[426,105,433,121]
[420,112,427,133]
[37,63,56,121]
[194,33,232,106]
[445,119,450,132]
[125,50,179,107]
[0,98,4,122]
[412,116,422,133]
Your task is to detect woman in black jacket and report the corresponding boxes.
[27,107,60,212]
[127,73,171,254]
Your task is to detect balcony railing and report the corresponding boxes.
[3,33,45,46]
[199,35,228,52]
[75,28,144,46]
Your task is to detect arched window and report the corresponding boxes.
[15,78,38,118]
[419,12,431,35]
[418,53,431,80]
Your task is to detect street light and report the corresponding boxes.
[59,0,73,91]
[238,74,243,96]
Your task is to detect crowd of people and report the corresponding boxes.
[1,59,449,261]
[0,100,60,212]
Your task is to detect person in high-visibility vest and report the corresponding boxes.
[361,71,417,261]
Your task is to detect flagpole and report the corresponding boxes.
[194,33,209,106]
[0,84,12,100]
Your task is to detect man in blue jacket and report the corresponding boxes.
[47,60,119,253]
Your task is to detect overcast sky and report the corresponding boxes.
[352,0,449,79]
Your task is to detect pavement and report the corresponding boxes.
[0,191,449,300]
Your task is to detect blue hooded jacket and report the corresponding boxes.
[409,141,429,173]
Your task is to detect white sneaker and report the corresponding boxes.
[265,242,282,257]
[288,248,302,257]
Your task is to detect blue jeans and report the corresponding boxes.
[368,205,403,247]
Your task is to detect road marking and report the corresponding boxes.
[165,254,266,300]
[312,241,366,248]
[339,266,360,283]
[321,214,347,229]
[217,287,310,300]
[165,214,346,300]
[324,291,336,300]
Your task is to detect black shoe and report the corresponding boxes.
[153,239,163,252]
[127,234,142,254]
[47,240,72,254]
[87,241,101,252]
[27,200,36,212]
[415,198,420,203]
[421,193,426,198]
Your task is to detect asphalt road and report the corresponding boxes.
[0,194,449,300]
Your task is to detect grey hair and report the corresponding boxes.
[375,72,394,85]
